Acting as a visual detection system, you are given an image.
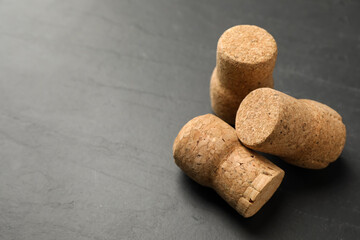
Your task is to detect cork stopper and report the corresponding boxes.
[173,114,284,217]
[210,25,277,125]
[236,88,346,169]
[210,68,273,125]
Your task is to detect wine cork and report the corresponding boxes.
[210,25,277,125]
[210,68,273,125]
[235,88,346,169]
[173,114,284,217]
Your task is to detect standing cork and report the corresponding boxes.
[173,114,284,217]
[210,25,277,125]
[235,88,346,169]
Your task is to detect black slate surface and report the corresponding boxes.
[0,0,359,239]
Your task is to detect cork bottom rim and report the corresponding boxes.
[236,170,284,218]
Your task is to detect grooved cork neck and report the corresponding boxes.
[236,88,282,147]
[218,25,277,65]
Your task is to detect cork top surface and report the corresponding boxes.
[217,25,277,64]
[236,88,282,146]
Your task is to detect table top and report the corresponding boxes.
[0,0,359,239]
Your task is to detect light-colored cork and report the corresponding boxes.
[210,68,273,125]
[173,114,284,217]
[210,25,277,125]
[235,88,346,169]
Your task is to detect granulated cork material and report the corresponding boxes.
[173,114,284,217]
[210,68,273,125]
[210,25,277,125]
[235,88,346,169]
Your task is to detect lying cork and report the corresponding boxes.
[173,114,284,217]
[236,88,346,169]
[210,25,277,125]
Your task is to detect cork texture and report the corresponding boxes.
[210,25,277,125]
[173,114,284,217]
[210,67,273,125]
[235,88,346,169]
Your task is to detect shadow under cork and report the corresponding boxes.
[261,151,350,192]
[177,150,350,236]
[178,170,287,235]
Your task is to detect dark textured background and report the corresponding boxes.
[0,0,359,239]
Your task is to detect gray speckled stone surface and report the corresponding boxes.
[0,0,359,239]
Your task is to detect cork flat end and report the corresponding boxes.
[218,25,277,65]
[236,169,285,218]
[236,88,282,147]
